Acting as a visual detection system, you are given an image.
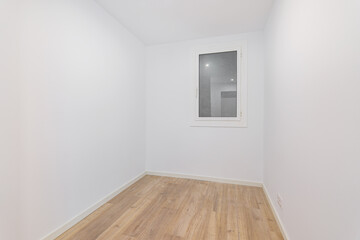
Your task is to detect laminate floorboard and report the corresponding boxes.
[57,175,284,240]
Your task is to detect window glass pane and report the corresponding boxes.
[199,51,237,117]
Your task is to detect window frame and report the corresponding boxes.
[192,41,248,128]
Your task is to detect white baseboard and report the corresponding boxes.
[147,171,288,239]
[146,171,263,187]
[41,171,288,240]
[41,171,146,240]
[262,185,289,240]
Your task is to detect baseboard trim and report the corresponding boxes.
[147,171,288,239]
[41,171,146,240]
[146,171,263,187]
[41,171,289,240]
[262,185,289,240]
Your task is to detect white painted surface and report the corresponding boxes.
[262,186,288,240]
[8,1,146,239]
[264,0,360,239]
[0,2,23,240]
[146,32,264,182]
[146,171,262,187]
[3,1,359,239]
[96,0,274,45]
[42,172,146,240]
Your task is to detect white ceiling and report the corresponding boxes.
[96,0,274,45]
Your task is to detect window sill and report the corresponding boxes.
[191,119,247,128]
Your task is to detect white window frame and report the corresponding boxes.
[191,41,248,128]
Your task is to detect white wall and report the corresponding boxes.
[264,0,360,239]
[146,32,264,182]
[0,1,23,240]
[8,1,146,239]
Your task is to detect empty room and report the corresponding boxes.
[1,0,359,239]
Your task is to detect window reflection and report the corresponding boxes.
[199,51,237,117]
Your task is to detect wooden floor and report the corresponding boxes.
[57,175,283,240]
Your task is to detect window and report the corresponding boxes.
[192,42,247,127]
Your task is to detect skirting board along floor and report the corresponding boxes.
[262,185,289,240]
[147,171,288,240]
[41,172,147,240]
[56,175,284,239]
[43,171,288,240]
[146,171,263,187]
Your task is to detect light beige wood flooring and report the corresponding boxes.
[57,175,284,240]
